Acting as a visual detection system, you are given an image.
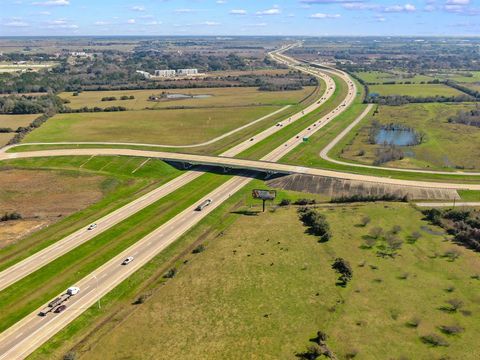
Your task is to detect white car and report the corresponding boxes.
[122,256,134,265]
[87,223,97,231]
[67,286,80,296]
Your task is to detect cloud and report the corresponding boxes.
[256,6,281,16]
[145,20,162,25]
[175,8,196,13]
[309,13,341,18]
[131,5,145,12]
[127,19,136,24]
[45,19,78,28]
[216,0,227,3]
[94,21,109,26]
[201,21,220,26]
[33,0,69,6]
[446,0,470,4]
[230,9,247,15]
[382,3,416,12]
[3,19,29,27]
[301,0,363,3]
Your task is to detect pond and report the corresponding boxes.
[375,129,418,146]
[166,94,212,99]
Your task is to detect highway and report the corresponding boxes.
[2,44,478,359]
[0,46,357,359]
[0,46,336,292]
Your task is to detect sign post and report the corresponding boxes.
[252,189,277,212]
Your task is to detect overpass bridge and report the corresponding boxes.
[3,148,480,191]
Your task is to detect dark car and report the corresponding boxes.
[54,305,67,313]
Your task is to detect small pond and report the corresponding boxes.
[166,94,212,99]
[375,129,418,146]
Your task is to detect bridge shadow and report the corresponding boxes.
[165,161,288,181]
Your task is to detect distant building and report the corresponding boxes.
[154,69,176,77]
[70,51,88,57]
[136,70,152,79]
[176,68,198,76]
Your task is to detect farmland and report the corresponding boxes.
[337,103,480,171]
[0,114,37,146]
[45,201,480,360]
[0,169,106,248]
[355,71,434,84]
[368,83,463,97]
[59,86,316,111]
[23,106,282,145]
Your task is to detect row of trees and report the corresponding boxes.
[297,207,331,243]
[423,208,480,252]
[365,94,473,106]
[448,105,480,128]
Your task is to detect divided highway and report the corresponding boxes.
[0,47,336,293]
[0,47,355,359]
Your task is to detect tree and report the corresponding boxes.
[369,227,383,239]
[360,216,371,227]
[331,258,353,287]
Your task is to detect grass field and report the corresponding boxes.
[0,114,37,129]
[435,71,480,83]
[60,86,316,111]
[0,114,37,146]
[0,169,106,248]
[0,168,233,334]
[338,103,480,171]
[355,71,434,84]
[23,106,283,145]
[39,201,480,360]
[368,83,463,97]
[0,156,182,273]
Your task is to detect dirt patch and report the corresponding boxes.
[0,169,106,247]
[267,174,460,201]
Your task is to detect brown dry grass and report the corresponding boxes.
[0,169,106,247]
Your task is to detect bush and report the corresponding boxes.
[63,352,77,360]
[332,258,353,287]
[0,212,22,222]
[369,227,384,239]
[163,268,177,279]
[406,317,421,328]
[360,216,371,227]
[279,199,291,206]
[192,244,205,254]
[420,334,449,347]
[439,325,464,335]
[294,198,316,205]
[298,208,331,242]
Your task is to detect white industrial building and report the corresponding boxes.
[154,69,177,77]
[176,68,198,76]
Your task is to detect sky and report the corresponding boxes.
[0,0,479,37]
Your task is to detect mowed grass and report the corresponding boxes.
[0,156,182,272]
[62,202,480,360]
[436,71,480,83]
[338,103,480,171]
[0,171,230,333]
[23,106,281,145]
[355,71,434,84]
[369,83,463,97]
[60,86,316,110]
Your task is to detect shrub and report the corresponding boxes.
[279,199,291,206]
[63,352,77,360]
[369,227,383,239]
[0,212,22,222]
[408,231,422,243]
[163,268,177,279]
[441,298,464,312]
[294,198,316,205]
[332,258,353,287]
[406,317,421,328]
[420,334,449,347]
[438,325,464,335]
[360,216,371,227]
[392,225,402,234]
[192,244,205,254]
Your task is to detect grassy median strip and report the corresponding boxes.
[0,156,182,272]
[27,179,330,359]
[0,171,230,332]
[280,80,480,184]
[237,75,348,160]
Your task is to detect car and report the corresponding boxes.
[87,223,97,231]
[195,199,212,211]
[67,286,80,296]
[54,305,67,313]
[122,256,134,265]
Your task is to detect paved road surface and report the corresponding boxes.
[0,47,336,293]
[0,46,360,359]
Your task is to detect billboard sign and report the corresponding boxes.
[252,189,277,201]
